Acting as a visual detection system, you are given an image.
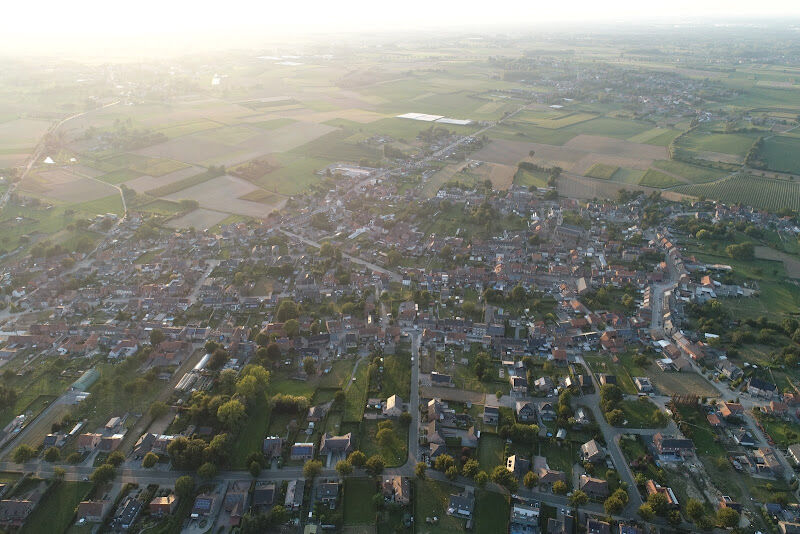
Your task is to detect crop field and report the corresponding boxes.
[97,168,142,185]
[155,119,222,138]
[165,208,228,230]
[514,110,597,129]
[565,134,667,160]
[627,127,680,146]
[103,153,189,176]
[23,172,118,203]
[252,153,335,195]
[639,169,683,188]
[513,168,550,188]
[137,199,185,215]
[759,135,800,174]
[0,118,50,150]
[238,189,281,204]
[673,174,800,212]
[164,175,282,217]
[585,163,619,179]
[678,130,758,157]
[652,159,728,183]
[124,165,204,194]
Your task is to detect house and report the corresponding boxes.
[598,374,617,386]
[383,395,405,418]
[618,524,644,534]
[579,476,609,499]
[262,436,284,460]
[633,377,653,393]
[575,407,591,425]
[285,479,305,511]
[587,518,611,534]
[510,503,540,532]
[538,401,557,421]
[515,401,536,423]
[652,432,694,458]
[707,413,722,427]
[76,501,111,523]
[645,480,679,507]
[533,376,554,393]
[779,522,800,534]
[755,447,783,476]
[0,499,35,528]
[547,514,575,534]
[749,377,778,398]
[535,456,566,490]
[76,433,102,452]
[149,495,177,516]
[733,428,757,448]
[320,433,353,458]
[316,481,340,506]
[223,482,249,526]
[252,483,275,512]
[290,443,315,460]
[506,455,531,478]
[580,439,605,463]
[510,375,528,393]
[430,372,453,386]
[382,476,410,505]
[447,492,474,519]
[483,406,499,425]
[112,497,142,530]
[719,402,744,419]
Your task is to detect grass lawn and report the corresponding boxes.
[382,351,412,400]
[618,399,662,429]
[231,394,271,468]
[414,478,467,534]
[360,419,409,467]
[20,481,92,534]
[477,433,505,471]
[755,412,800,448]
[474,490,509,534]
[344,360,369,423]
[344,477,378,525]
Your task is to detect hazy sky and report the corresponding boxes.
[2,0,799,56]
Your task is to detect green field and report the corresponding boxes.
[137,199,185,215]
[512,168,550,188]
[618,398,663,428]
[639,169,683,188]
[359,419,409,467]
[145,169,220,197]
[474,490,509,534]
[344,478,378,525]
[231,394,271,468]
[628,127,680,146]
[652,159,728,183]
[608,167,645,184]
[585,163,619,180]
[20,481,93,534]
[103,153,189,176]
[414,479,468,534]
[674,174,800,212]
[97,168,141,185]
[344,360,369,422]
[477,433,504,471]
[679,131,758,156]
[760,135,800,174]
[515,110,597,129]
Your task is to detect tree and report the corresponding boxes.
[523,471,538,489]
[107,451,125,467]
[491,465,519,492]
[303,459,323,479]
[53,466,65,480]
[150,328,165,347]
[142,452,159,468]
[686,499,705,523]
[303,357,316,376]
[44,447,60,462]
[66,452,82,464]
[149,401,169,419]
[249,461,261,478]
[399,411,412,426]
[175,475,195,499]
[445,465,459,480]
[475,471,488,488]
[348,450,366,467]
[434,454,455,472]
[12,445,36,464]
[208,348,230,370]
[198,462,218,480]
[265,343,282,365]
[336,460,353,477]
[638,503,655,521]
[284,319,300,338]
[716,507,739,528]
[217,399,246,429]
[647,492,669,516]
[606,409,625,426]
[473,352,491,381]
[91,464,116,485]
[604,496,624,515]
[276,300,299,322]
[376,427,395,447]
[462,459,479,479]
[415,462,427,479]
[551,480,567,495]
[365,455,385,475]
[570,490,588,506]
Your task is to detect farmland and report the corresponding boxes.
[759,135,800,174]
[674,174,800,211]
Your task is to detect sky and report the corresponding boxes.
[2,0,800,56]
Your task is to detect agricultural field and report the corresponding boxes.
[673,174,800,212]
[585,163,619,180]
[165,208,228,230]
[651,159,729,183]
[638,169,683,188]
[677,130,759,160]
[514,110,597,129]
[627,127,680,146]
[759,135,800,174]
[164,175,283,217]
